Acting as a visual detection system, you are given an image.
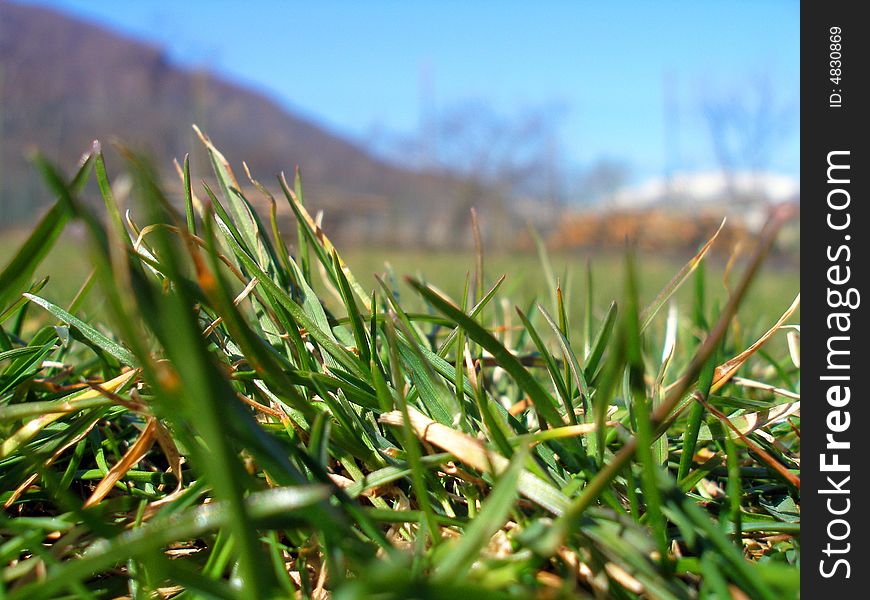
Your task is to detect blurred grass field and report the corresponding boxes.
[0,229,799,329]
[0,141,800,598]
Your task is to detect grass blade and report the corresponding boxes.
[23,294,136,366]
[407,278,564,429]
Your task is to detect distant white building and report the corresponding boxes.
[606,170,800,231]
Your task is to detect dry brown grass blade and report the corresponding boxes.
[696,394,800,489]
[710,293,800,393]
[380,406,572,514]
[0,370,138,459]
[786,328,800,368]
[737,401,801,432]
[83,418,159,508]
[661,292,800,400]
[202,276,260,338]
[509,398,530,416]
[192,125,241,188]
[605,563,644,595]
[731,377,800,401]
[242,161,275,202]
[380,407,509,474]
[698,400,800,442]
[142,421,186,517]
[4,414,104,508]
[155,422,182,483]
[85,375,148,414]
[235,391,284,419]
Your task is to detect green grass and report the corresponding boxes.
[0,235,799,344]
[0,133,800,599]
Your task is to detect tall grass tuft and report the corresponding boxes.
[0,132,800,599]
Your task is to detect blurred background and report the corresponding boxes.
[0,0,799,305]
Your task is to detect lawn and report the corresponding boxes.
[0,234,799,339]
[0,135,800,598]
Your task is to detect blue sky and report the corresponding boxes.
[21,0,799,182]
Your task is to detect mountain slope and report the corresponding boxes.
[0,1,459,243]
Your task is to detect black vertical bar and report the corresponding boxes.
[803,2,867,595]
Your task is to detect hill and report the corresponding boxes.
[0,1,475,245]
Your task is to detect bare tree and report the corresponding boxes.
[701,74,798,201]
[369,100,571,246]
[570,159,631,206]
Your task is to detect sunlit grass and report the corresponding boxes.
[0,132,800,598]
